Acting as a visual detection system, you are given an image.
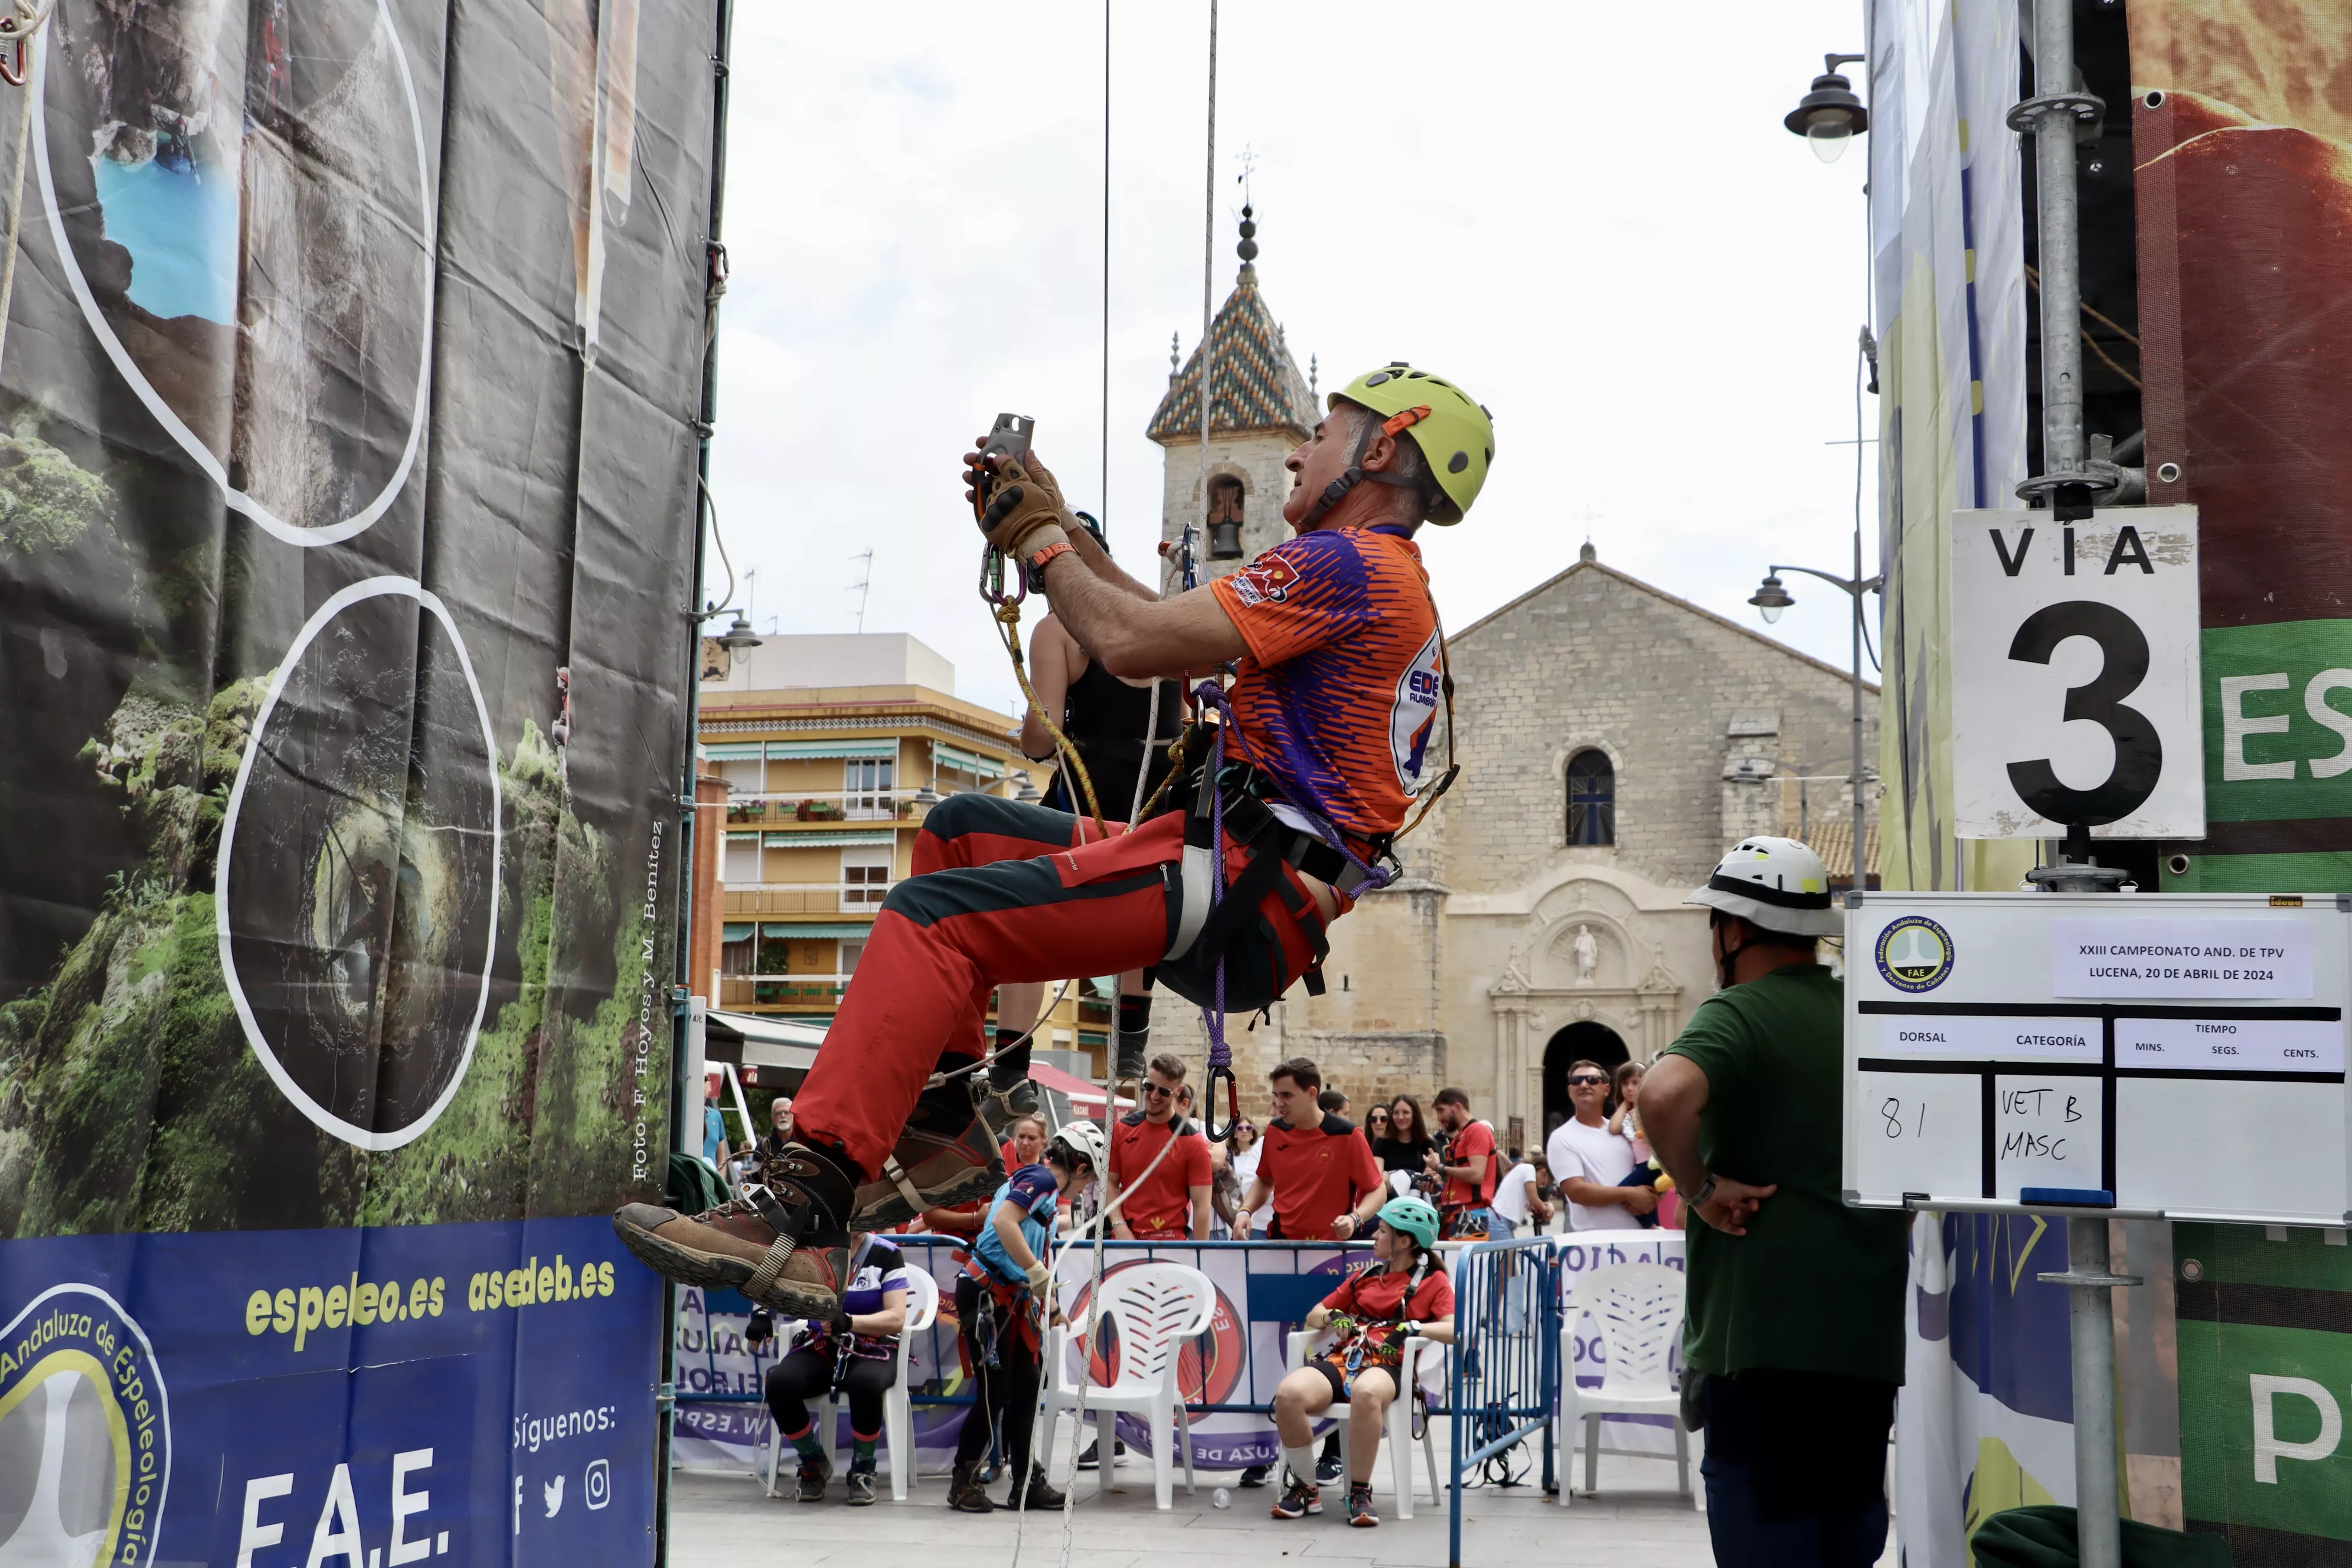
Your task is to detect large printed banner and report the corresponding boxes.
[2128,2,2352,894]
[1868,0,2037,899]
[674,1232,1691,1476]
[0,1,717,1563]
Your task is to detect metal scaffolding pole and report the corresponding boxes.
[2010,10,2138,1567]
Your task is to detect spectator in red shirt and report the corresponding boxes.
[1108,1056,1213,1240]
[1429,1087,1498,1239]
[1234,1058,1386,1243]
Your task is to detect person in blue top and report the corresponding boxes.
[946,1119,1108,1514]
[746,1234,911,1505]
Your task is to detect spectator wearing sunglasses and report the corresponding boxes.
[1544,1059,1656,1231]
[1106,1054,1213,1240]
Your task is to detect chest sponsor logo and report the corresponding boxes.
[1391,632,1443,789]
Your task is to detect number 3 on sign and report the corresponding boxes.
[1950,507,2204,841]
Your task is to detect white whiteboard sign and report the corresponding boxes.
[1951,505,2203,839]
[1844,891,2351,1224]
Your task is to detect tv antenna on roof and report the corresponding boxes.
[849,548,874,633]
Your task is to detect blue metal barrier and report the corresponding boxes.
[1448,1235,1560,1567]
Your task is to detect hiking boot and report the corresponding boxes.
[613,1142,854,1317]
[946,1461,994,1514]
[1002,1465,1065,1511]
[1345,1484,1378,1527]
[851,1083,1006,1230]
[844,1466,877,1506]
[1270,1476,1321,1519]
[795,1453,831,1502]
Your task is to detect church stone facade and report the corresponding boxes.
[1133,234,1878,1151]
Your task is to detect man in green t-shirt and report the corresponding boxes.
[1642,836,1909,1568]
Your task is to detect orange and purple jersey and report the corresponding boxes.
[1208,524,1443,838]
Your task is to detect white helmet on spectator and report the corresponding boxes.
[1686,837,1841,937]
[1048,1118,1108,1174]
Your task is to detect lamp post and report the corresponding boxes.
[1747,562,1880,894]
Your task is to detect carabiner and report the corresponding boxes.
[1204,1063,1239,1143]
[0,20,25,89]
[978,543,1026,609]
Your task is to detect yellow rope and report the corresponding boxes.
[993,597,1110,841]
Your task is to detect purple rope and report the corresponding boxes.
[1207,720,1229,1069]
[1188,677,1395,1072]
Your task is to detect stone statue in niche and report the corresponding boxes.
[1573,923,1599,986]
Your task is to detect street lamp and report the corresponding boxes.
[1748,562,1882,894]
[715,611,761,653]
[1784,53,1868,162]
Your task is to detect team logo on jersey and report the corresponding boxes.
[0,1285,172,1568]
[1225,554,1299,607]
[1390,632,1444,790]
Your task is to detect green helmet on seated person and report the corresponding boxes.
[1377,1194,1441,1251]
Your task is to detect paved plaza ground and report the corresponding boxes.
[669,1441,1900,1567]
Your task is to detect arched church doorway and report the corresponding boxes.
[1541,1020,1629,1138]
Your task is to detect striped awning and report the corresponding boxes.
[766,740,898,761]
[933,743,1005,779]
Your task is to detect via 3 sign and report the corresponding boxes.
[1951,506,2204,840]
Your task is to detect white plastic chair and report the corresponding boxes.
[1558,1261,1696,1505]
[757,1269,939,1502]
[1282,1329,1445,1518]
[1041,1262,1215,1509]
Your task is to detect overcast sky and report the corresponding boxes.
[707,0,1878,719]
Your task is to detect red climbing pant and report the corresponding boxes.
[790,792,1329,1178]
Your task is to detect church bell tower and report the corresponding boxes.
[1145,207,1318,584]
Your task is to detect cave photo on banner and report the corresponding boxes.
[0,2,715,1563]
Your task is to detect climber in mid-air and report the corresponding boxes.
[616,365,1494,1318]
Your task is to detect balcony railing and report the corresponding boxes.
[720,974,851,1008]
[720,882,892,916]
[723,790,911,825]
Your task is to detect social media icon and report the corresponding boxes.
[543,1475,565,1518]
[583,1459,610,1511]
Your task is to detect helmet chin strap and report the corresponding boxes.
[1298,405,1433,530]
[1713,914,1754,990]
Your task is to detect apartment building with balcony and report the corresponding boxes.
[694,632,1109,1066]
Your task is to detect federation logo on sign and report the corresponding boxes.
[0,1285,172,1568]
[1875,916,1955,994]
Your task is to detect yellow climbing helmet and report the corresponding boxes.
[1329,362,1494,525]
